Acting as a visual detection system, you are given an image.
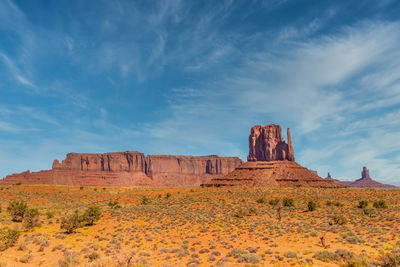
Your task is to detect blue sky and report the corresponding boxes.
[1,0,400,185]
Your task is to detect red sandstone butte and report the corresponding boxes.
[345,167,397,189]
[0,152,243,187]
[248,124,295,162]
[203,124,341,188]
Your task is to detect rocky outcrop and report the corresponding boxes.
[203,161,342,187]
[345,167,397,189]
[247,124,294,162]
[204,124,342,188]
[0,152,243,187]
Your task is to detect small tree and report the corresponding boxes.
[308,201,317,211]
[23,208,41,230]
[60,211,82,234]
[7,200,28,222]
[82,206,102,226]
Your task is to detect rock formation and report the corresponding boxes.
[345,166,397,189]
[0,152,243,187]
[248,124,294,162]
[204,124,341,188]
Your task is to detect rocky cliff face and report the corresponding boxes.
[1,152,243,187]
[247,124,295,162]
[204,124,341,188]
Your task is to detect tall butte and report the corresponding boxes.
[203,124,342,188]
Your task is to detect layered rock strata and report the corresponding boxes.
[248,124,294,161]
[0,152,243,187]
[204,124,341,188]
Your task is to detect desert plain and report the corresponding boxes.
[0,184,399,267]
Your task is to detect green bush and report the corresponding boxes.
[7,200,28,222]
[141,196,151,205]
[108,200,121,209]
[308,201,317,211]
[283,197,294,207]
[46,211,55,219]
[60,211,82,234]
[165,193,171,199]
[23,208,41,230]
[0,228,20,251]
[269,199,280,206]
[81,206,102,226]
[358,200,368,209]
[373,200,388,209]
[256,198,265,204]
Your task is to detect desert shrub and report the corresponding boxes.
[269,199,280,206]
[313,251,340,262]
[256,198,265,204]
[308,201,317,211]
[60,211,82,234]
[58,250,79,267]
[331,215,347,225]
[15,182,22,185]
[141,196,151,205]
[335,249,354,260]
[284,251,299,258]
[358,200,368,209]
[81,206,102,226]
[379,250,400,267]
[88,252,100,262]
[19,253,32,263]
[341,259,369,267]
[7,200,28,222]
[46,211,55,219]
[373,200,388,209]
[237,253,260,263]
[165,193,171,199]
[0,228,20,251]
[108,200,121,209]
[283,197,294,207]
[79,186,83,190]
[23,208,41,230]
[234,207,257,218]
[326,201,333,206]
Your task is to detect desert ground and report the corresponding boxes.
[0,185,399,266]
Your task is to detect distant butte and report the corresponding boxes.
[203,124,342,188]
[345,167,397,189]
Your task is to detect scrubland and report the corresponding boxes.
[0,185,399,266]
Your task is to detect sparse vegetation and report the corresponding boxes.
[0,228,20,251]
[373,200,388,209]
[308,200,317,211]
[23,208,41,230]
[283,197,294,207]
[7,200,28,222]
[358,200,368,209]
[60,210,82,234]
[81,206,102,226]
[0,185,398,265]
